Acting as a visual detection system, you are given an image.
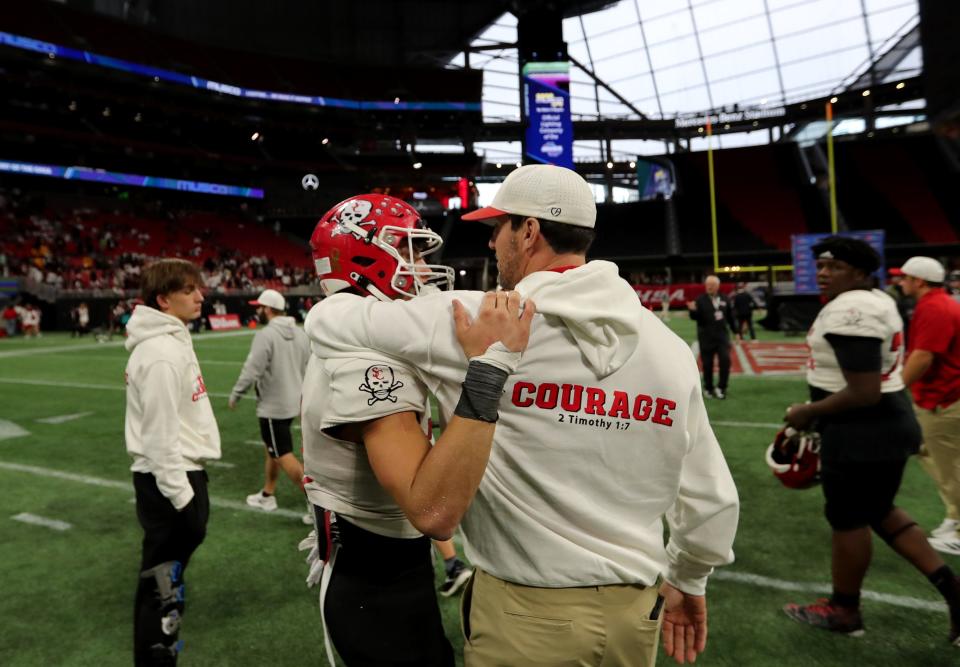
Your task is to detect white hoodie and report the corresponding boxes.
[306,260,739,594]
[125,305,221,510]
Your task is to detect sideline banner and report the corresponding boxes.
[209,314,242,330]
[633,283,735,307]
[523,61,573,168]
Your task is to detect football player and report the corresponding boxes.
[300,194,534,666]
[783,235,960,645]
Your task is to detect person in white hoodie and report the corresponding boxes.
[308,165,740,667]
[125,258,221,666]
[228,288,310,517]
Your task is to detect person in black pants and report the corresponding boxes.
[733,283,757,341]
[687,275,739,399]
[124,260,221,665]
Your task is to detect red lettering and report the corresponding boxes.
[633,394,652,421]
[535,383,559,409]
[652,398,676,426]
[560,384,583,411]
[609,391,630,419]
[585,388,607,415]
[512,381,535,407]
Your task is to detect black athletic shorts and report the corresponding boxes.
[821,458,907,531]
[259,417,294,458]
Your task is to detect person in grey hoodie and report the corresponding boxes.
[125,258,220,666]
[229,289,310,515]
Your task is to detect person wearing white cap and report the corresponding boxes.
[308,164,740,666]
[229,289,310,519]
[899,257,960,556]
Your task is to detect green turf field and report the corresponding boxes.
[0,321,957,666]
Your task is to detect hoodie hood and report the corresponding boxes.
[269,315,297,340]
[125,305,191,351]
[516,260,639,378]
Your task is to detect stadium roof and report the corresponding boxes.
[448,0,923,161]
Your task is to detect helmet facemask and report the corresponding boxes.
[377,224,455,298]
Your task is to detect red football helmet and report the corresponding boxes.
[766,426,822,489]
[310,194,455,300]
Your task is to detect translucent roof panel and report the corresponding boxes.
[446,0,920,161]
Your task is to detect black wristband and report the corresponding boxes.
[454,360,510,423]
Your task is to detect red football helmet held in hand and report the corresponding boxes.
[310,194,455,301]
[766,426,822,489]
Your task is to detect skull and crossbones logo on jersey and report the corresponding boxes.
[359,364,404,405]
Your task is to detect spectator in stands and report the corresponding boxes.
[899,257,960,556]
[3,301,19,337]
[733,283,757,341]
[687,275,739,399]
[228,289,311,522]
[125,258,220,665]
[783,238,960,645]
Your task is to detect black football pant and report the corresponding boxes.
[133,471,209,666]
[322,513,454,666]
[700,342,731,392]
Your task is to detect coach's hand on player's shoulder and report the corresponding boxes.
[660,581,707,665]
[452,290,536,358]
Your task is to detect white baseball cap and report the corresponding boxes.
[461,164,596,228]
[249,288,286,311]
[900,256,945,284]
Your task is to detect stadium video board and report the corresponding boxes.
[522,61,574,168]
[791,230,885,294]
[0,160,265,199]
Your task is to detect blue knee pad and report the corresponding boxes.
[141,561,184,636]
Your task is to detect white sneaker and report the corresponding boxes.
[929,535,960,557]
[246,491,278,512]
[932,518,960,539]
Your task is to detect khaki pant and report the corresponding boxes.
[462,568,663,667]
[915,399,960,523]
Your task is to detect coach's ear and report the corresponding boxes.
[518,216,540,253]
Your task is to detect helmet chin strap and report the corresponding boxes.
[350,272,392,302]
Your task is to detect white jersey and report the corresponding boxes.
[301,350,430,539]
[306,260,739,595]
[807,288,905,394]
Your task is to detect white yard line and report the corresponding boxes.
[713,570,946,613]
[0,377,252,401]
[0,329,254,359]
[712,420,783,429]
[0,460,304,519]
[36,412,95,425]
[12,512,72,531]
[732,343,755,376]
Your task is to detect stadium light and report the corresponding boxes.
[496,162,502,168]
[629,161,636,169]
[896,82,905,90]
[697,127,704,133]
[412,162,423,169]
[862,89,870,97]
[250,131,260,141]
[68,101,77,111]
[606,161,613,169]
[321,137,330,145]
[760,98,768,105]
[459,270,467,276]
[102,107,111,117]
[515,162,522,168]
[134,113,142,122]
[394,97,400,104]
[830,96,838,104]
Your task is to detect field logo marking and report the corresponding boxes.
[0,420,30,441]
